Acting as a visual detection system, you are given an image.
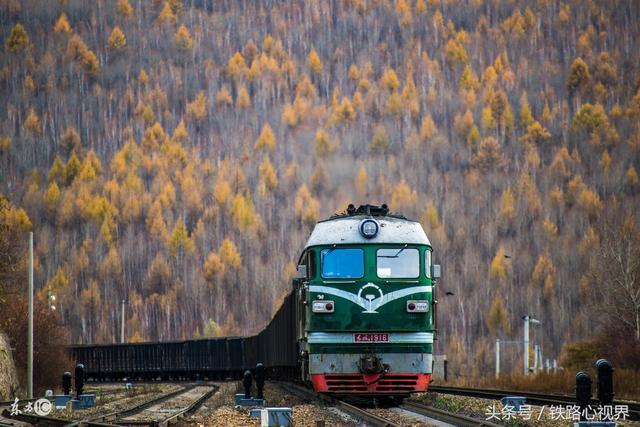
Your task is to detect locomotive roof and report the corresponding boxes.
[304,214,431,248]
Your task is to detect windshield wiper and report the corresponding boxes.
[379,244,408,258]
[322,245,338,259]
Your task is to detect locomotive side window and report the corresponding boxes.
[425,249,432,278]
[376,247,419,278]
[307,250,316,278]
[320,248,364,279]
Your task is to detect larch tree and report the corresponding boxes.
[419,115,437,142]
[158,2,177,25]
[369,125,389,153]
[227,52,246,79]
[230,192,258,234]
[203,251,224,284]
[313,129,333,157]
[333,97,356,124]
[380,68,400,92]
[307,48,323,76]
[389,179,417,213]
[489,245,509,284]
[236,85,251,109]
[355,165,368,196]
[174,25,194,51]
[216,86,233,107]
[168,217,194,257]
[4,23,30,54]
[486,296,510,335]
[519,92,534,127]
[117,0,134,18]
[81,49,100,79]
[187,91,208,125]
[23,109,41,138]
[255,123,276,152]
[567,57,591,96]
[532,253,556,298]
[54,14,72,34]
[108,26,127,52]
[2,0,640,372]
[471,137,506,172]
[499,187,516,223]
[294,184,319,229]
[258,155,278,194]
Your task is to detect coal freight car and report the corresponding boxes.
[71,292,296,381]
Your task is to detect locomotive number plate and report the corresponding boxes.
[354,333,389,343]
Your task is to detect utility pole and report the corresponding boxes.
[495,339,500,378]
[537,346,543,372]
[523,316,529,375]
[121,300,125,343]
[28,232,34,399]
[523,316,541,376]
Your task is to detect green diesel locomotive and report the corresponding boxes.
[293,204,440,396]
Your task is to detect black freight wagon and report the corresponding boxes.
[70,291,298,381]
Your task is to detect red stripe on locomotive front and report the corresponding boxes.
[311,373,430,394]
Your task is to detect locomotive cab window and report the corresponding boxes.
[425,249,432,278]
[321,248,364,279]
[377,247,419,278]
[307,250,316,278]
[296,250,316,279]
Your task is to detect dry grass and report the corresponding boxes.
[436,370,640,401]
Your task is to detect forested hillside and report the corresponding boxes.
[1,0,639,375]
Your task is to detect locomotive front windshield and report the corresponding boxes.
[376,247,419,278]
[321,248,364,278]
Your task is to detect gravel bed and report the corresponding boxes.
[183,381,358,426]
[156,386,214,411]
[367,407,431,426]
[183,382,259,426]
[264,384,359,426]
[49,383,178,420]
[122,385,213,421]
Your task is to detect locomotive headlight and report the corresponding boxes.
[359,219,379,239]
[407,300,429,312]
[312,300,335,313]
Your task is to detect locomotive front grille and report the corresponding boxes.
[324,374,420,392]
[325,374,367,391]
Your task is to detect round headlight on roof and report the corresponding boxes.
[359,219,379,239]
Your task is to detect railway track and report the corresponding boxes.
[401,401,501,427]
[277,381,400,426]
[279,381,499,427]
[1,384,217,427]
[1,408,115,426]
[429,385,640,421]
[84,385,192,424]
[111,384,217,426]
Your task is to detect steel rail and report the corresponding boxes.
[159,385,218,426]
[402,401,502,427]
[1,408,70,426]
[110,384,217,427]
[429,385,640,421]
[277,382,401,427]
[85,385,193,424]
